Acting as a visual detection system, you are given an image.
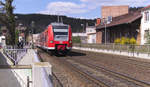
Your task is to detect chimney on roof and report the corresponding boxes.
[96,18,101,26]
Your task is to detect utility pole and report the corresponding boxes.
[57,15,59,23]
[104,18,107,44]
[105,23,107,44]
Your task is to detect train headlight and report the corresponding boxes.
[50,41,54,43]
[69,41,72,43]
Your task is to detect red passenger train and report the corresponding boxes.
[37,22,72,55]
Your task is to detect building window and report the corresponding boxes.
[144,29,149,40]
[144,11,149,22]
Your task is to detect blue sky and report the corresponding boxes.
[13,0,150,19]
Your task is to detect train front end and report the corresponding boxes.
[50,23,72,55]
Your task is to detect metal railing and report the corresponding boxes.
[3,46,27,65]
[73,43,150,54]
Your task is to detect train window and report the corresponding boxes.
[53,26,69,41]
[54,32,68,35]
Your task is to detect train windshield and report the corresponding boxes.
[53,26,69,41]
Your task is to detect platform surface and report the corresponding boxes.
[18,49,35,65]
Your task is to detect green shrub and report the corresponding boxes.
[72,36,81,43]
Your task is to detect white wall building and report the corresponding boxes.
[0,36,6,47]
[86,26,96,43]
[72,33,87,37]
[141,6,150,45]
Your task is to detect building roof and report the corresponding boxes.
[96,11,142,30]
[141,5,150,11]
[86,26,96,28]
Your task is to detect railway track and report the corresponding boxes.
[52,72,63,87]
[68,58,150,87]
[74,50,150,69]
[38,49,150,87]
[118,58,150,69]
[59,58,110,87]
[38,49,109,87]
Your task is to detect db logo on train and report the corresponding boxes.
[60,41,63,44]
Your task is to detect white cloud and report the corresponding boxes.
[39,2,88,15]
[38,0,150,19]
[80,0,149,8]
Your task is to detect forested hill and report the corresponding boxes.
[15,14,96,33]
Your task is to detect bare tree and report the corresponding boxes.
[0,0,16,45]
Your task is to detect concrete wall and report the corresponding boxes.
[102,5,129,19]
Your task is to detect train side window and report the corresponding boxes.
[45,31,48,42]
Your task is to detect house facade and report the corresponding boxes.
[86,26,96,43]
[141,6,150,44]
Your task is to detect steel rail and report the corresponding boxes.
[38,49,110,87]
[59,58,110,87]
[71,58,150,87]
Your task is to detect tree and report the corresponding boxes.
[0,0,16,45]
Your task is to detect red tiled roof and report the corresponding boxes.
[96,11,142,30]
[141,5,150,11]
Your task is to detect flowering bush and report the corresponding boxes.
[114,37,136,45]
[114,38,120,44]
[129,37,136,44]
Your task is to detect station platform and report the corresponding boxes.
[73,47,150,60]
[18,49,35,65]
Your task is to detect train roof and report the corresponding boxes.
[50,22,68,26]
